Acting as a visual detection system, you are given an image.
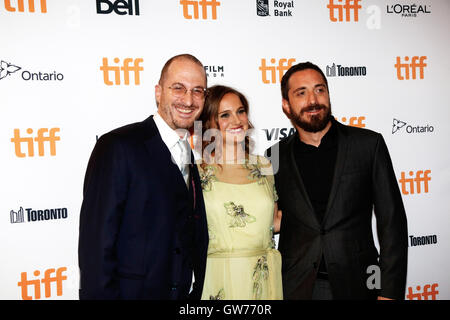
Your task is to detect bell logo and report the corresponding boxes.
[17,267,67,300]
[180,0,220,20]
[11,128,60,158]
[3,0,47,13]
[327,0,361,22]
[96,0,140,16]
[395,56,427,80]
[259,58,296,84]
[100,57,144,86]
[406,284,439,300]
[399,170,431,195]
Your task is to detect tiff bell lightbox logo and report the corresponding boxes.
[2,0,47,13]
[180,0,220,20]
[327,0,362,22]
[100,57,144,85]
[11,128,60,158]
[96,0,140,16]
[256,0,295,17]
[18,267,67,300]
[399,170,431,195]
[259,58,296,84]
[395,56,427,80]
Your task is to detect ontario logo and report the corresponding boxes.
[0,59,64,82]
[392,118,434,134]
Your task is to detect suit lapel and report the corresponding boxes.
[142,116,189,193]
[286,135,320,229]
[322,122,349,224]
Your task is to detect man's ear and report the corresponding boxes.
[281,99,291,118]
[155,84,161,106]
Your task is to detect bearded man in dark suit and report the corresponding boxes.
[266,62,408,300]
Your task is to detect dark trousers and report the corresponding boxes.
[311,278,334,300]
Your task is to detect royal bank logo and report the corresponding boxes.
[10,206,68,224]
[326,63,367,77]
[392,118,434,134]
[256,0,295,17]
[204,65,224,78]
[0,60,64,82]
[386,3,431,18]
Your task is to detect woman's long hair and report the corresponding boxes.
[199,85,254,168]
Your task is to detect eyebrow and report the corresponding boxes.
[292,84,326,93]
[218,106,245,115]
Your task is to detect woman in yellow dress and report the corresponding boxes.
[197,85,282,300]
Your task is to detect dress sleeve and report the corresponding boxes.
[256,155,278,202]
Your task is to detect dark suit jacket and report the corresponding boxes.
[78,116,209,300]
[266,120,408,300]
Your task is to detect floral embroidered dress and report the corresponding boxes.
[198,155,283,300]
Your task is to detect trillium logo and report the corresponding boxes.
[0,60,21,80]
[392,118,407,133]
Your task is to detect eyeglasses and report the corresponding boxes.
[168,84,207,100]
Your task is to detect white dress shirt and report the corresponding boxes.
[153,112,191,187]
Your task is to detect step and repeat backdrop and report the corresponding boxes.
[1,0,449,300]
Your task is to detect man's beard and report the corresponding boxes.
[289,103,332,133]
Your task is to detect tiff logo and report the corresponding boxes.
[3,0,46,13]
[399,170,431,195]
[339,116,366,128]
[100,57,144,86]
[180,0,220,20]
[327,0,361,22]
[406,284,439,300]
[259,58,296,84]
[18,267,67,300]
[11,128,60,158]
[395,56,427,80]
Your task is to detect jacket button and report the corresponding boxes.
[171,283,178,291]
[320,228,326,235]
[313,262,318,269]
[174,248,181,254]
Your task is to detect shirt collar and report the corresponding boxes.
[295,121,338,152]
[153,112,188,150]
